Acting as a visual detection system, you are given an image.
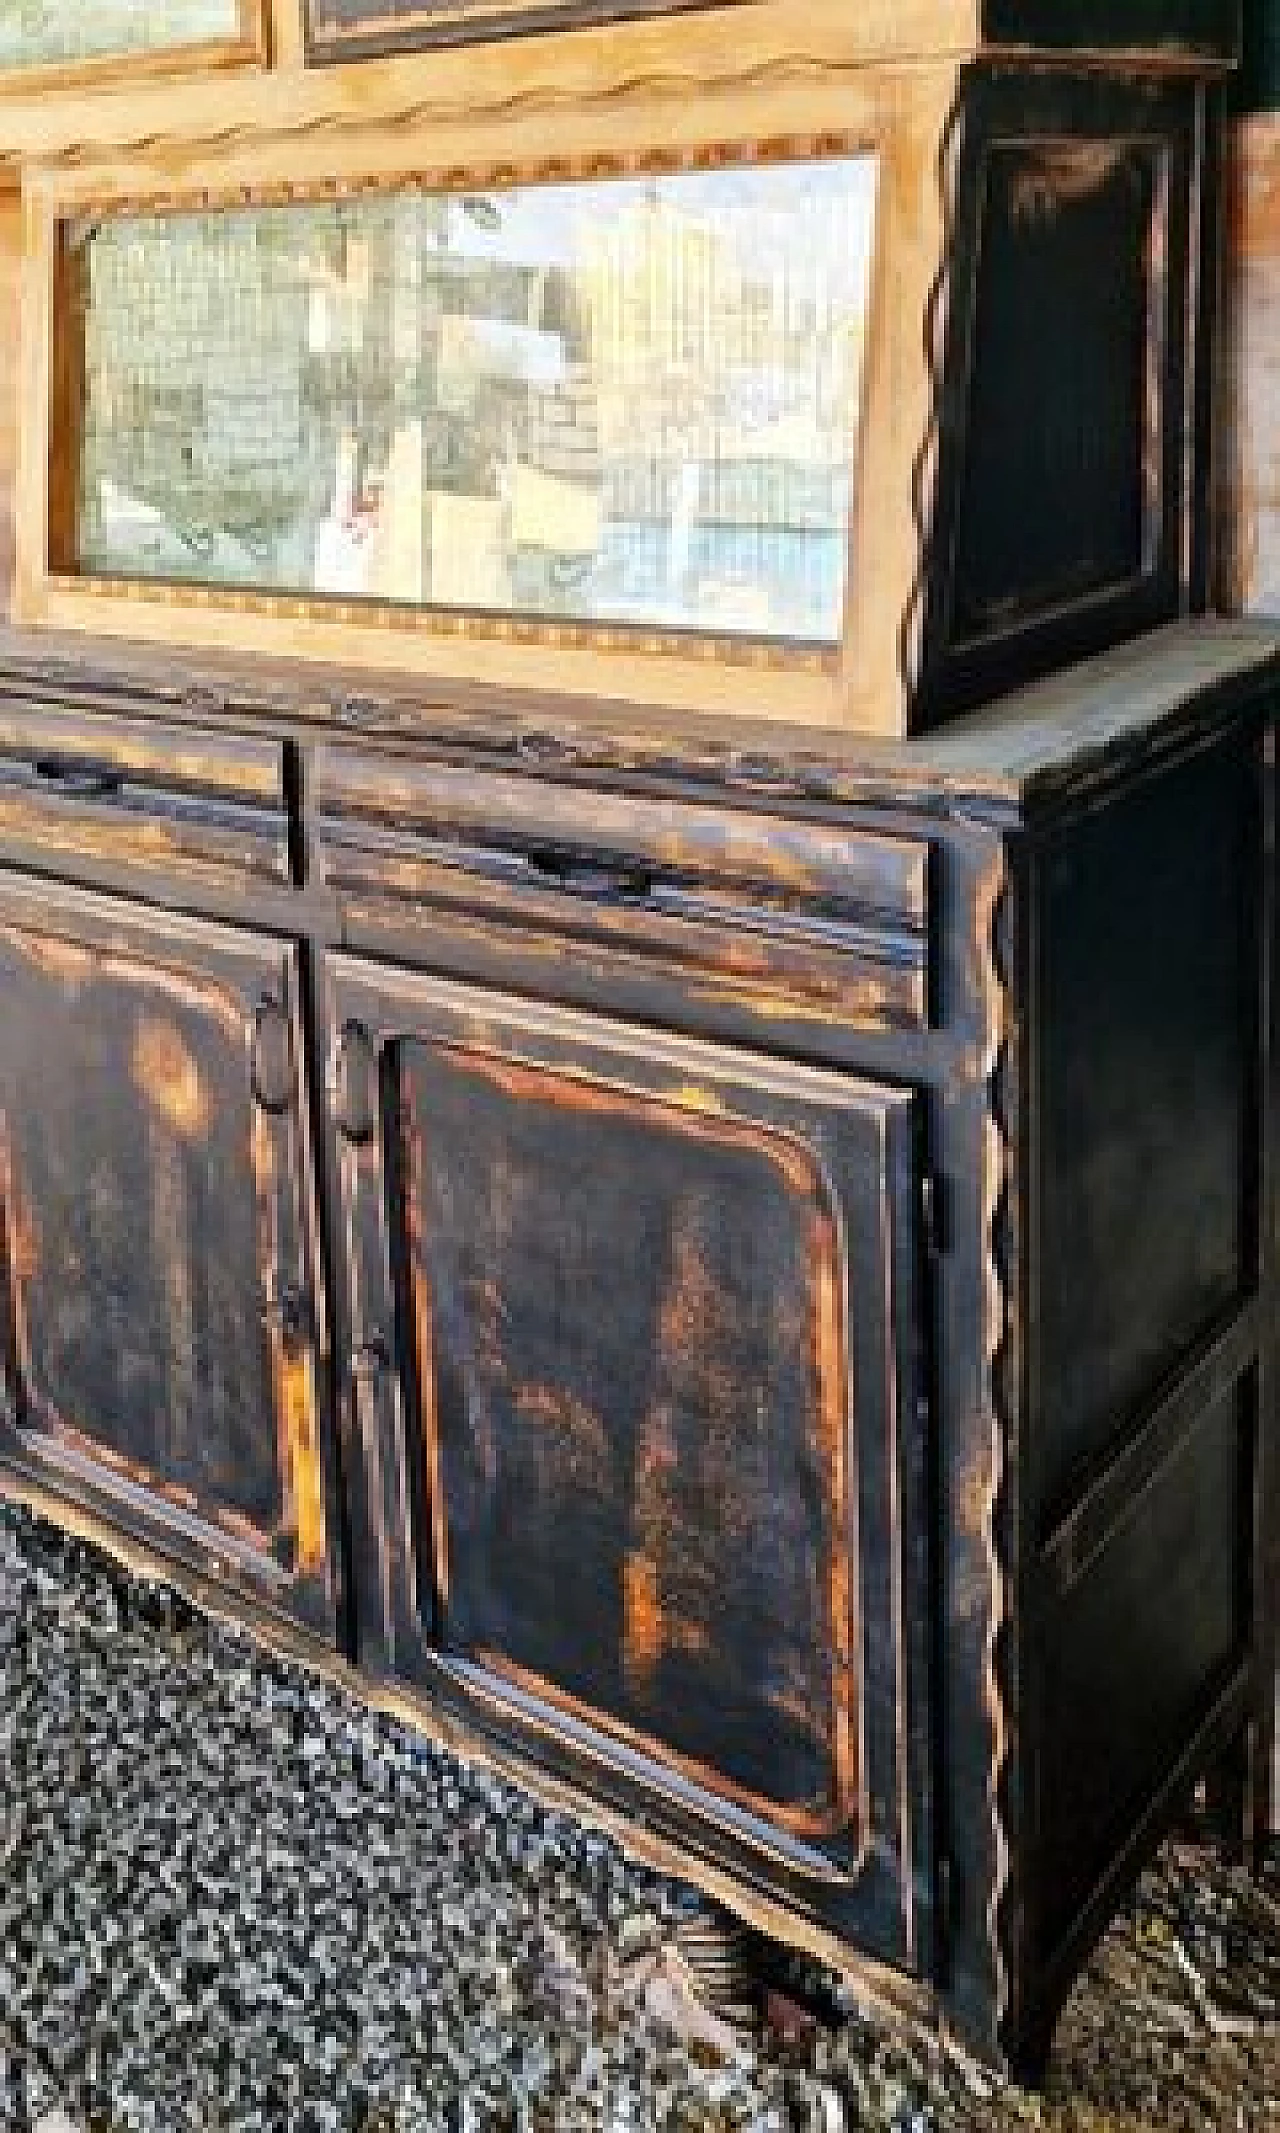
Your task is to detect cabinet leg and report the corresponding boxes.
[1200,1710,1277,1873]
[1199,1724,1251,1858]
[1004,2013,1055,2096]
[1248,1690,1277,1868]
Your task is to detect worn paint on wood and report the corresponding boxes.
[397,1040,854,1832]
[0,618,1269,2080]
[1220,113,1280,618]
[326,952,933,1982]
[0,877,334,1627]
[315,747,934,1036]
[912,72,1201,728]
[1,930,283,1536]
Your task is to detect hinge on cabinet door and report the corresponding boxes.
[921,1171,947,1258]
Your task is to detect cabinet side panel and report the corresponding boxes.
[1034,742,1254,1529]
[1036,1377,1252,1963]
[914,72,1199,728]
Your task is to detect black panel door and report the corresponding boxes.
[326,958,934,1969]
[0,875,336,1634]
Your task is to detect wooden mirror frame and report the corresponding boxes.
[14,17,957,736]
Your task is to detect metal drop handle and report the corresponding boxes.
[34,756,124,801]
[332,1021,379,1145]
[523,846,657,903]
[250,997,295,1116]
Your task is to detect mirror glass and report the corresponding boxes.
[69,156,879,646]
[0,0,241,66]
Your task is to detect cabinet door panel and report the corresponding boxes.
[0,877,335,1632]
[327,960,933,1965]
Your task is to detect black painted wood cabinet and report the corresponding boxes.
[0,619,1274,2077]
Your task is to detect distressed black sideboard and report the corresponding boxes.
[0,619,1274,2076]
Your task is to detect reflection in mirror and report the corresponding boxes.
[69,156,879,645]
[0,0,241,66]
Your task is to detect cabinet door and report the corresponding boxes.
[327,959,933,1969]
[0,877,336,1634]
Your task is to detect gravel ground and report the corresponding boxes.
[0,1500,1277,2133]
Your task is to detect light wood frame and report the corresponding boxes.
[301,0,754,63]
[15,13,959,736]
[0,0,266,95]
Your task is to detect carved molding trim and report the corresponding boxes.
[52,122,867,219]
[978,842,1020,2050]
[899,87,964,723]
[25,47,931,173]
[64,576,837,683]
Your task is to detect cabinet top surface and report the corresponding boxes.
[0,619,1274,823]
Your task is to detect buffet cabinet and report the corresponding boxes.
[0,0,1268,2092]
[0,620,1275,2079]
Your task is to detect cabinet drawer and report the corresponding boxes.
[314,749,932,1034]
[0,703,289,900]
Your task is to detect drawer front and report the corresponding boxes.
[0,877,335,1632]
[0,705,289,899]
[325,958,933,1966]
[314,749,932,1036]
